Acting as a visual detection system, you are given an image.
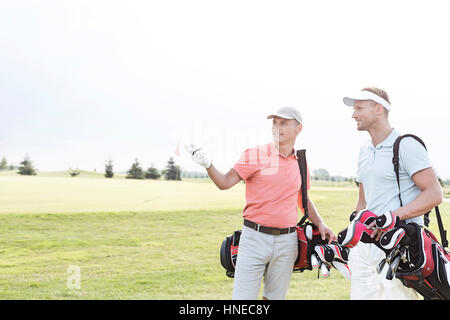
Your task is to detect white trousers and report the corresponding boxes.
[232,225,298,300]
[348,242,420,300]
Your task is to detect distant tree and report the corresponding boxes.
[17,155,37,176]
[330,175,348,182]
[164,157,181,181]
[68,168,80,177]
[312,168,330,181]
[145,163,161,180]
[105,159,114,178]
[175,165,181,180]
[0,157,7,170]
[126,158,144,179]
[182,171,208,178]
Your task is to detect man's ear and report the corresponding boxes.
[375,103,385,115]
[296,123,303,134]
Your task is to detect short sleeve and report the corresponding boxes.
[399,137,432,177]
[232,148,259,181]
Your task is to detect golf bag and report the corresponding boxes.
[383,221,450,300]
[294,221,351,279]
[383,134,450,299]
[292,151,350,278]
[338,134,450,299]
[220,149,350,279]
[338,209,450,299]
[293,221,322,272]
[220,230,241,278]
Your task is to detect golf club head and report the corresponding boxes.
[387,247,401,263]
[375,210,397,232]
[390,255,401,275]
[331,260,351,280]
[310,254,320,269]
[320,263,330,278]
[338,210,378,248]
[380,228,406,250]
[314,245,335,263]
[385,252,402,280]
[377,258,386,274]
[386,265,394,280]
[305,224,313,241]
[400,247,408,264]
[352,209,377,226]
[328,242,349,262]
[338,220,374,248]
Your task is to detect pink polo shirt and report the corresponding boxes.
[233,142,310,228]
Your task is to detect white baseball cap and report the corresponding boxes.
[343,90,391,111]
[267,106,303,124]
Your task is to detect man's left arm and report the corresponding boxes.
[392,167,443,220]
[371,167,443,240]
[307,198,337,243]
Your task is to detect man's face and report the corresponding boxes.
[352,100,378,131]
[271,117,302,144]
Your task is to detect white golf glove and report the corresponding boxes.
[185,144,212,169]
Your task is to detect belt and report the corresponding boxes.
[244,219,296,235]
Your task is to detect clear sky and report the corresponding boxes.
[1,1,449,178]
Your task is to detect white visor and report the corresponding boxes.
[343,90,391,111]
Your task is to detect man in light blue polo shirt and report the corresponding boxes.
[342,87,443,300]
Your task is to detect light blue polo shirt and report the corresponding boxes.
[356,129,432,226]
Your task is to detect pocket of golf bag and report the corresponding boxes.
[437,245,450,286]
[293,227,310,271]
[293,223,322,272]
[399,242,450,300]
[220,230,241,278]
[426,229,450,294]
[396,226,450,300]
[432,241,450,298]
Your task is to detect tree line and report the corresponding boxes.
[2,156,448,185]
[0,156,37,175]
[117,157,181,181]
[0,156,185,181]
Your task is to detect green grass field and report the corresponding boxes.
[0,171,449,299]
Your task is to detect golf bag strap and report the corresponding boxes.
[435,206,449,248]
[297,149,309,226]
[393,134,448,247]
[393,134,427,208]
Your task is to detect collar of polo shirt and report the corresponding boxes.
[266,142,298,159]
[368,129,399,149]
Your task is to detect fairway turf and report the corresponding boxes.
[0,173,449,299]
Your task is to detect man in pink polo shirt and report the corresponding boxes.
[186,106,336,300]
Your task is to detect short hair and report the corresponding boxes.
[362,86,390,105]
